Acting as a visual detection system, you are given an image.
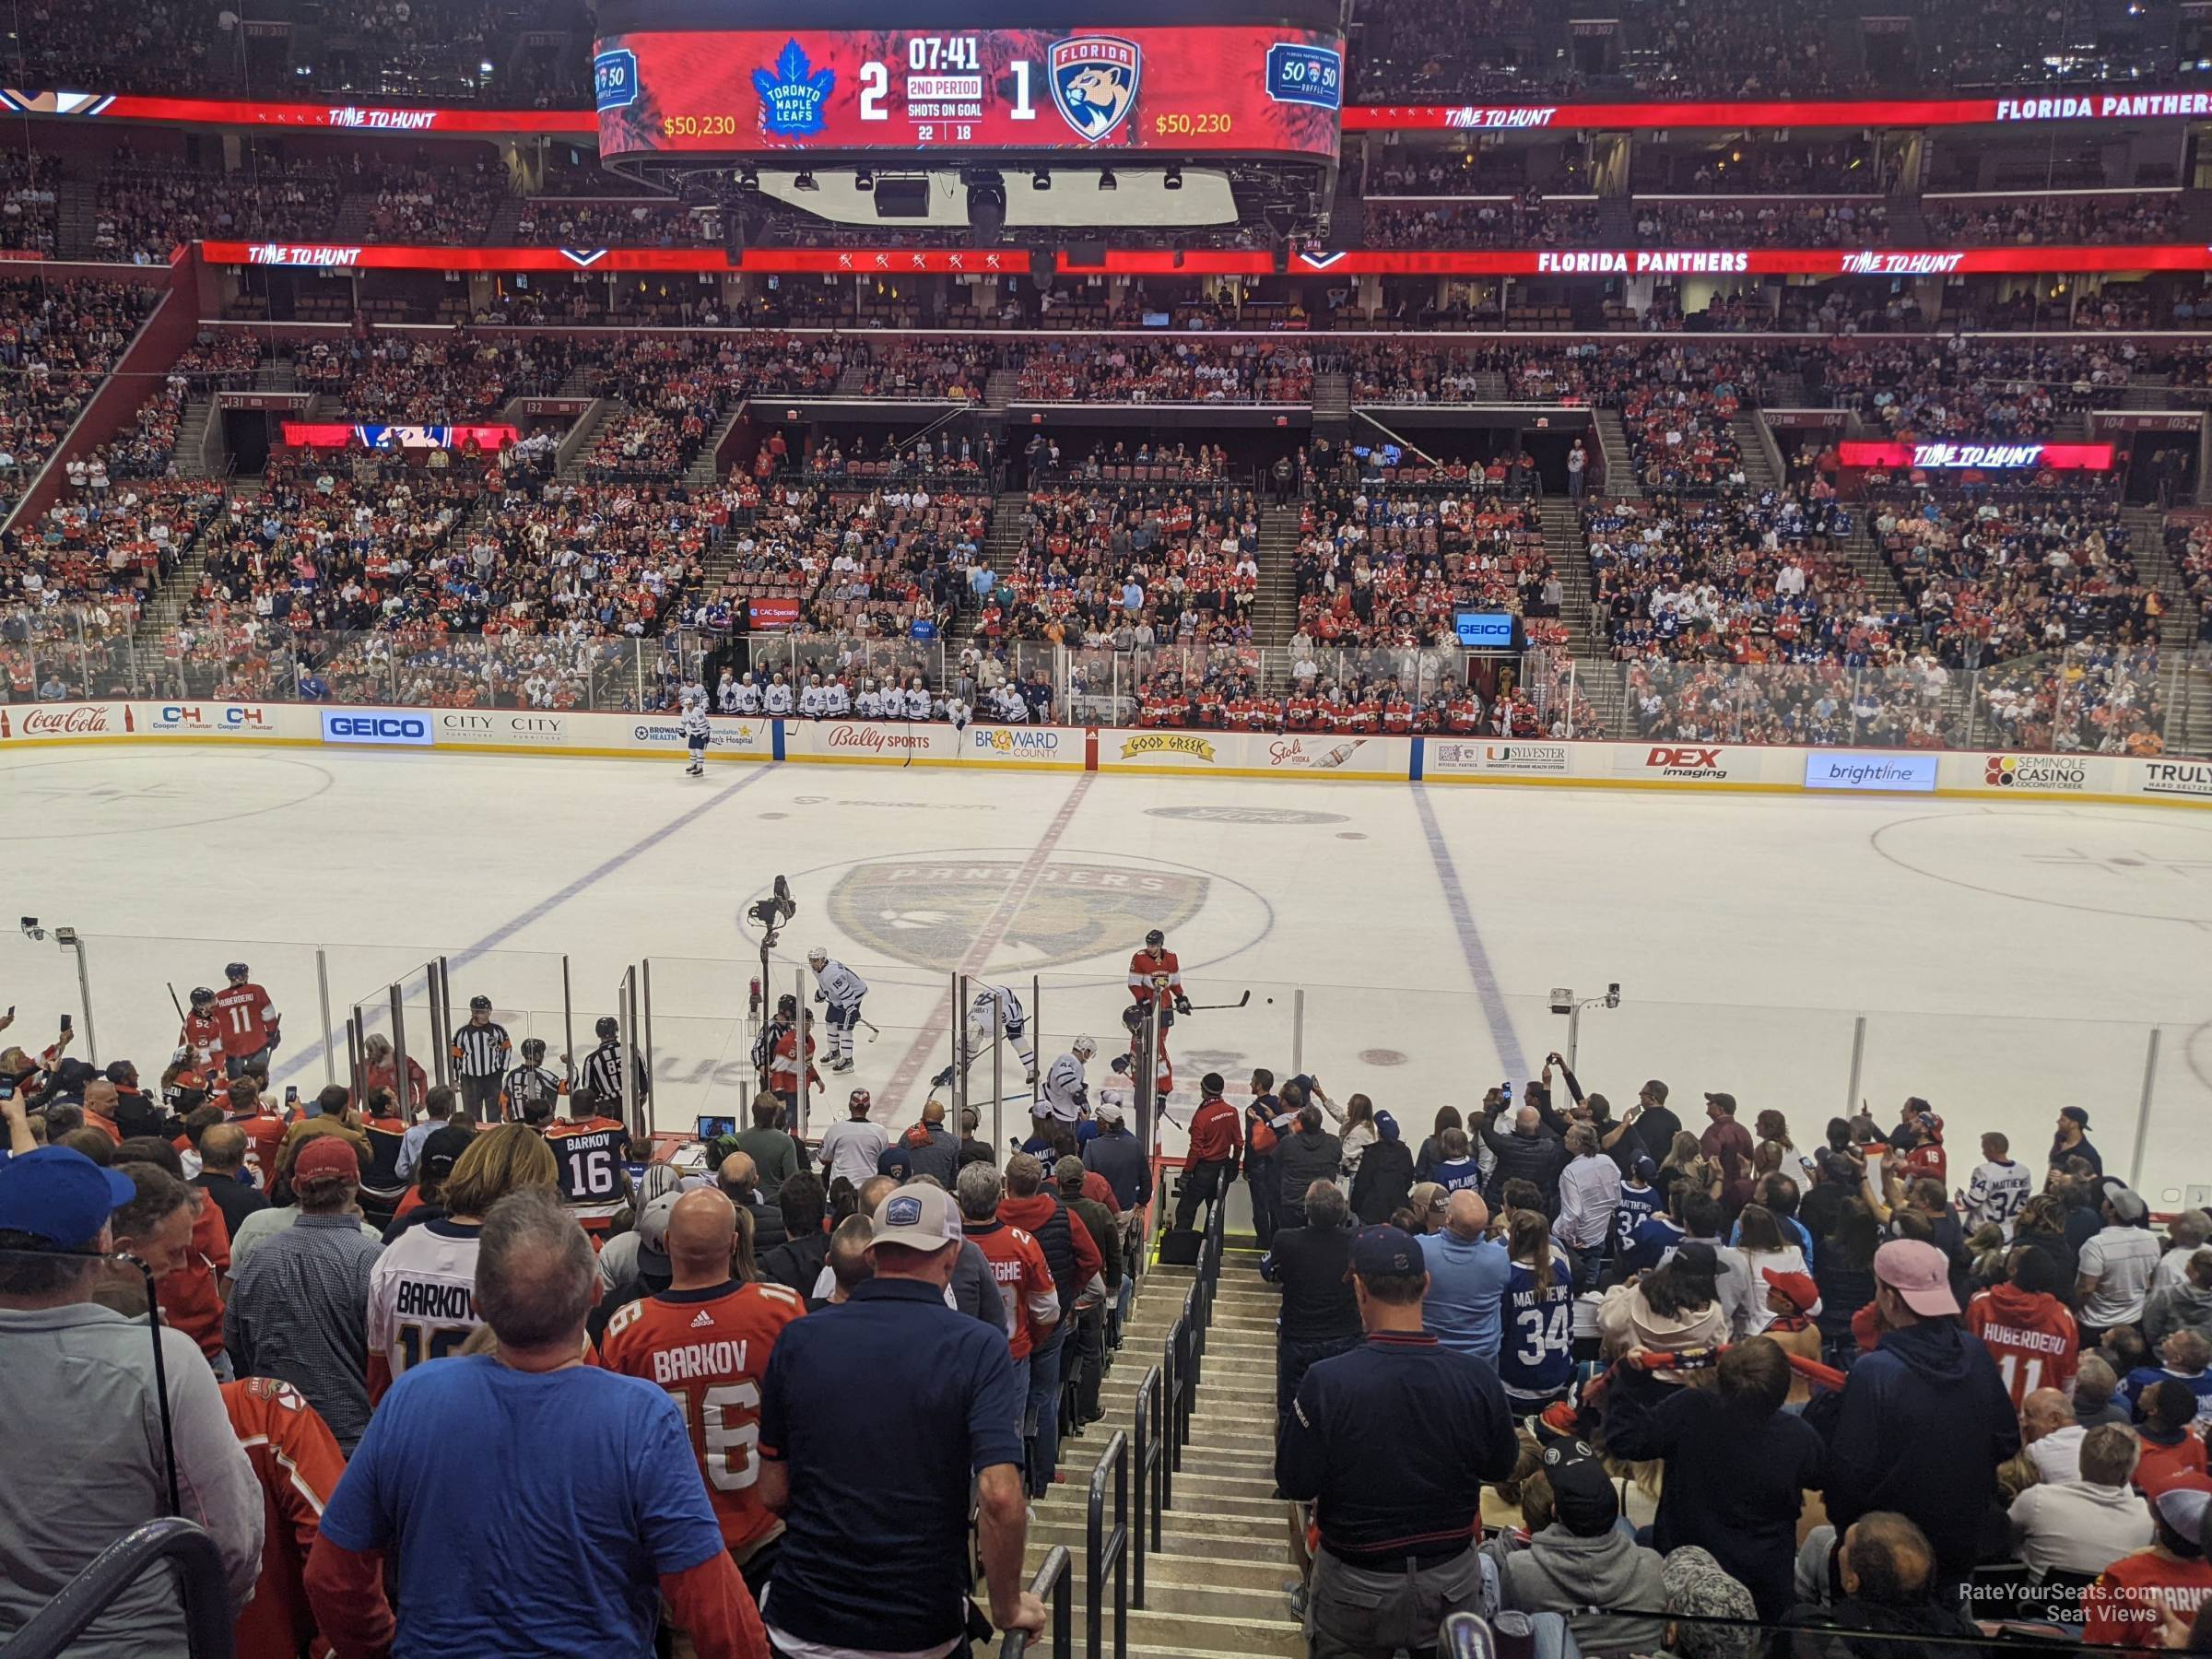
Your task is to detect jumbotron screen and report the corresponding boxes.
[593,25,1344,159]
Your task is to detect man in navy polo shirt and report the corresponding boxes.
[757,1181,1043,1656]
[1278,1223,1519,1658]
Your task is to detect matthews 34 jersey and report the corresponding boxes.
[1041,1053,1089,1122]
[598,1280,806,1553]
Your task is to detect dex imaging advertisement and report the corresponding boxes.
[594,27,1342,158]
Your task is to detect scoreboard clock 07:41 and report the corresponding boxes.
[593,25,1344,160]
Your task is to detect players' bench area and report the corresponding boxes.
[2,695,2207,810]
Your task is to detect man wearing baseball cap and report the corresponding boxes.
[2084,1485,2212,1647]
[1277,1224,1518,1655]
[0,1147,264,1646]
[1826,1238,2019,1594]
[224,1137,385,1453]
[2078,1182,2162,1342]
[755,1182,1044,1652]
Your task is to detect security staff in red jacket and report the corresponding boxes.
[1174,1073,1242,1233]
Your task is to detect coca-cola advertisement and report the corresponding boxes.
[0,703,131,741]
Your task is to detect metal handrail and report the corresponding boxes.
[0,1518,234,1659]
[1132,1364,1162,1609]
[1085,1430,1130,1659]
[1439,1612,1500,1659]
[999,1544,1074,1659]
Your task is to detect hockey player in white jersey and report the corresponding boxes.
[806,947,869,1073]
[716,667,740,714]
[732,673,763,715]
[678,690,711,777]
[930,982,1036,1091]
[1038,1035,1097,1135]
[764,674,795,716]
[822,677,850,717]
[797,676,828,719]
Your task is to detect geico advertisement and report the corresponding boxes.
[320,710,432,747]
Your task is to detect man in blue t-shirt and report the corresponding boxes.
[1418,1191,1512,1365]
[757,1181,1043,1653]
[304,1188,764,1658]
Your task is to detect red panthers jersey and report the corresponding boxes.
[1128,948,1182,1006]
[180,1011,223,1072]
[598,1281,807,1551]
[220,1378,347,1659]
[209,982,277,1059]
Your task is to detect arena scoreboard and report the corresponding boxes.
[592,0,1343,162]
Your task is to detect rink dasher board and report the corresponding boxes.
[2,700,2207,810]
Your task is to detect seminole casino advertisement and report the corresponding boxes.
[593,25,1345,159]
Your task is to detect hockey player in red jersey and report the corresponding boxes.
[1128,930,1191,1019]
[221,1377,347,1659]
[209,961,281,1078]
[180,986,225,1075]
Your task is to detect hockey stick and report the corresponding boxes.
[165,982,185,1021]
[857,1016,881,1043]
[1182,991,1252,1011]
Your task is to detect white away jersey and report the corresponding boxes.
[1965,1159,2035,1234]
[1041,1053,1088,1122]
[367,1218,484,1377]
[969,985,1025,1030]
[679,706,711,742]
[810,959,868,1010]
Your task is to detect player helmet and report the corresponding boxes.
[778,994,798,1015]
[849,1088,871,1112]
[1072,1034,1098,1057]
[469,994,492,1012]
[189,986,215,1009]
[806,947,829,966]
[1122,1004,1147,1033]
[594,1016,619,1040]
[1144,929,1165,950]
[224,961,250,982]
[521,1037,547,1062]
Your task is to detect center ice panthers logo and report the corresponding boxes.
[1049,37,1141,143]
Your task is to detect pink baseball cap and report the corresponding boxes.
[1874,1239,1959,1318]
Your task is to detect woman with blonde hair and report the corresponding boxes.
[1655,1130,1718,1214]
[366,1123,559,1394]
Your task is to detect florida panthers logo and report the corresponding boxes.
[1048,36,1141,143]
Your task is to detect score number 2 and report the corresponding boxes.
[857,58,1038,124]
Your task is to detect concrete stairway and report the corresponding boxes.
[54,178,100,259]
[1023,1239,1303,1657]
[558,401,620,479]
[173,397,221,479]
[1593,409,1641,500]
[982,368,1020,416]
[1253,504,1302,644]
[689,411,741,487]
[1538,497,1624,736]
[1731,414,1782,494]
[948,488,1030,644]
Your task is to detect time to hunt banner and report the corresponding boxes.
[592,26,1343,159]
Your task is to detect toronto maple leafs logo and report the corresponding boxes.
[1049,37,1141,144]
[753,40,834,136]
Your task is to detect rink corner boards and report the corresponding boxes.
[4,701,2209,810]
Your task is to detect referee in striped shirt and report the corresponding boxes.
[450,995,512,1122]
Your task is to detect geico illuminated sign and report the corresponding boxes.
[320,712,432,747]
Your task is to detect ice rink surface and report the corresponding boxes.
[6,743,2212,1206]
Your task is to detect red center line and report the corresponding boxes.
[875,773,1097,1122]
